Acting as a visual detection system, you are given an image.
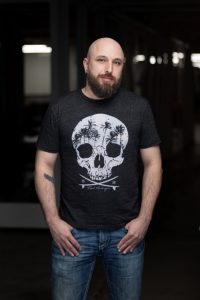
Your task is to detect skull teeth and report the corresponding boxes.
[91,175,107,181]
[90,170,107,181]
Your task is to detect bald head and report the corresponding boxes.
[83,37,125,99]
[87,37,125,62]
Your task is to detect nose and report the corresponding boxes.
[94,154,104,168]
[105,61,113,73]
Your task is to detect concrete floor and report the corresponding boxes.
[0,144,200,300]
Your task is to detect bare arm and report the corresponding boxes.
[35,150,80,256]
[139,146,162,222]
[35,150,59,222]
[117,146,162,253]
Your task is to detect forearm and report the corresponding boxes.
[139,163,162,222]
[35,154,80,256]
[35,164,59,225]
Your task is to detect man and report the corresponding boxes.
[35,37,162,300]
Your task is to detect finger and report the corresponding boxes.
[68,233,81,251]
[122,244,136,254]
[118,234,140,252]
[62,231,81,256]
[117,234,131,249]
[117,240,132,253]
[57,243,66,256]
[64,239,80,256]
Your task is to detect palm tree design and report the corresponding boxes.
[106,125,125,145]
[101,121,112,146]
[80,127,89,143]
[73,118,100,146]
[106,130,118,144]
[85,119,100,144]
[87,119,96,131]
[91,130,100,146]
[72,133,82,148]
[114,125,125,146]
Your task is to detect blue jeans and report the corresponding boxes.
[52,228,145,300]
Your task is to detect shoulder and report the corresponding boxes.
[118,88,150,108]
[47,90,81,113]
[53,90,80,107]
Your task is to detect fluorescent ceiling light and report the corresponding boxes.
[191,53,200,62]
[173,52,184,59]
[192,62,200,68]
[22,44,52,54]
[149,56,156,64]
[191,53,200,68]
[172,57,179,65]
[133,55,146,63]
[157,56,162,64]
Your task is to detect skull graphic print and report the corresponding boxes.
[72,114,129,190]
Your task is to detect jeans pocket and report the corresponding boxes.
[133,239,145,255]
[71,227,75,234]
[71,227,79,238]
[122,227,128,234]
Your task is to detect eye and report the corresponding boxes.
[77,143,93,158]
[97,58,106,63]
[113,60,123,66]
[106,143,121,157]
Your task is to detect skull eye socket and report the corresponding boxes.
[77,143,93,158]
[106,143,121,158]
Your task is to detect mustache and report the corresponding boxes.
[99,74,115,80]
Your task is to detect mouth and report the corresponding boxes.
[101,75,113,79]
[100,75,114,82]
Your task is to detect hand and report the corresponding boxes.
[48,217,81,257]
[117,216,150,254]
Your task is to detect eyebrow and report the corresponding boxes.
[96,55,125,63]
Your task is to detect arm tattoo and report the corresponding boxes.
[44,173,55,184]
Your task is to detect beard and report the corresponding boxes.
[86,71,122,98]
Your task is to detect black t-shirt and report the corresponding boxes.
[37,88,161,229]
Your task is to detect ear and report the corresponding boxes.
[83,57,88,74]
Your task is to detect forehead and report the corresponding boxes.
[89,40,124,60]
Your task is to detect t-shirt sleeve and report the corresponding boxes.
[139,100,161,148]
[36,104,59,153]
